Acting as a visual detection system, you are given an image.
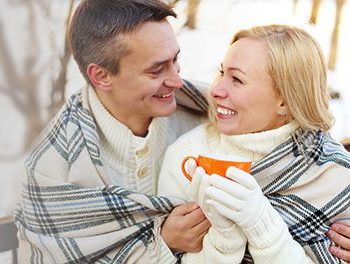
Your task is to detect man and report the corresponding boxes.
[15,1,209,263]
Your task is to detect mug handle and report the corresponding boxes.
[181,156,197,181]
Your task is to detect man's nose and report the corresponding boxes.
[164,64,183,89]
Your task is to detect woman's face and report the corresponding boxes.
[210,37,287,135]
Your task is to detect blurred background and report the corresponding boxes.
[0,0,349,261]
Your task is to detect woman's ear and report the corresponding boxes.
[277,101,288,117]
[86,63,112,91]
[277,101,293,124]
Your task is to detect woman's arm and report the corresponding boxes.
[207,166,315,263]
[158,147,247,264]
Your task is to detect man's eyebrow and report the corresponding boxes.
[221,63,247,75]
[145,49,180,71]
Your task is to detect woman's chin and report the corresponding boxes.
[217,124,240,136]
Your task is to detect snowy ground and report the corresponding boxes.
[1,0,350,262]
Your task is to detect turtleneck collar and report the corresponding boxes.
[218,120,300,162]
[88,86,136,147]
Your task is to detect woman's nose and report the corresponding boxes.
[210,79,228,99]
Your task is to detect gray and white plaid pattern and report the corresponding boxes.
[242,129,350,263]
[16,183,182,263]
[15,91,191,263]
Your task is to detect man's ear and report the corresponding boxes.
[86,63,112,91]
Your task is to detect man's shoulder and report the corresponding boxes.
[26,89,99,171]
[168,124,207,150]
[175,79,209,114]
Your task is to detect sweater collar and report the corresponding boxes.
[87,86,165,155]
[218,120,300,162]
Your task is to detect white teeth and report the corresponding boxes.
[155,92,172,98]
[217,106,235,116]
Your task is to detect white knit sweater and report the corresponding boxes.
[88,87,203,263]
[158,121,314,263]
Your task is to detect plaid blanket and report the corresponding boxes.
[15,183,183,263]
[241,128,350,263]
[14,80,208,263]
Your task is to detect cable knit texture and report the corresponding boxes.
[88,86,202,262]
[218,120,300,162]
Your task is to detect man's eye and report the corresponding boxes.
[151,68,163,75]
[233,76,242,84]
[219,69,224,76]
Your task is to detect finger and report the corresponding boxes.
[226,166,256,190]
[207,199,238,222]
[198,173,211,206]
[195,225,210,246]
[185,158,197,176]
[192,218,211,235]
[190,169,203,201]
[206,186,242,210]
[192,230,207,252]
[184,207,208,227]
[331,222,350,239]
[328,228,350,250]
[329,245,350,261]
[191,166,207,200]
[209,174,248,199]
[194,166,206,176]
[172,202,199,216]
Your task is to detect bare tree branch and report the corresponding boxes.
[0,23,28,112]
[0,23,21,91]
[49,0,75,118]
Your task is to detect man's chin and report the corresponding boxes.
[153,104,177,118]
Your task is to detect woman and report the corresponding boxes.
[158,24,350,263]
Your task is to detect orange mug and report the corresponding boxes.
[181,154,252,181]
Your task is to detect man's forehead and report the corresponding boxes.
[121,23,179,62]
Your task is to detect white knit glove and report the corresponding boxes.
[206,166,269,229]
[185,159,236,232]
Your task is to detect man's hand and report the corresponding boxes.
[328,222,350,262]
[161,202,211,253]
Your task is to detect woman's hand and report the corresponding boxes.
[205,166,269,229]
[187,163,235,232]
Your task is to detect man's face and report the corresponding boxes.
[104,21,182,129]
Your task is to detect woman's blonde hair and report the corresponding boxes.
[208,24,334,132]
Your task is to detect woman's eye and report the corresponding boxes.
[219,69,224,76]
